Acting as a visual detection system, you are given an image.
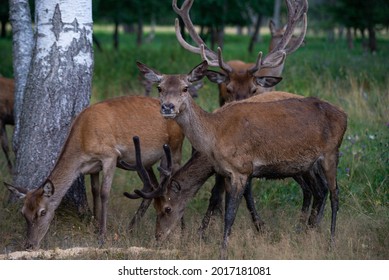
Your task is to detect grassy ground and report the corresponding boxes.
[0,28,388,259]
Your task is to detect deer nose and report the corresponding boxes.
[161,103,175,115]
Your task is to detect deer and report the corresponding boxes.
[0,76,15,172]
[172,0,308,233]
[4,95,185,250]
[132,60,347,259]
[123,91,322,241]
[172,0,307,105]
[268,19,306,54]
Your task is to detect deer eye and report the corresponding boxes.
[157,86,162,93]
[38,209,47,217]
[164,207,172,214]
[182,86,188,93]
[251,88,257,95]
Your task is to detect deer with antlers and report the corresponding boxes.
[0,77,15,172]
[5,95,184,250]
[132,60,347,259]
[172,0,307,105]
[171,0,308,233]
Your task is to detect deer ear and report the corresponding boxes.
[254,76,282,88]
[205,70,228,84]
[136,61,162,83]
[188,61,208,82]
[4,182,27,200]
[42,180,54,197]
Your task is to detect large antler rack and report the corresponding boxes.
[173,0,308,73]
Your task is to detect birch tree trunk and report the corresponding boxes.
[9,0,34,154]
[12,0,93,214]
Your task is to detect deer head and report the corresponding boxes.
[4,181,56,250]
[172,0,308,105]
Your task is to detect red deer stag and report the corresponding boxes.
[172,0,307,105]
[134,61,347,259]
[172,0,308,234]
[5,95,184,250]
[0,77,15,172]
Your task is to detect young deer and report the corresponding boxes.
[5,95,184,250]
[134,61,347,259]
[0,76,15,172]
[124,91,323,242]
[172,0,307,105]
[268,19,306,54]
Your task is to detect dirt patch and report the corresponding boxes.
[0,246,178,260]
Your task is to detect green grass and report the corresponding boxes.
[0,28,388,259]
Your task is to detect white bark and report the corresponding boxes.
[13,0,93,199]
[9,0,34,153]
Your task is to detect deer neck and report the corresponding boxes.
[47,140,83,205]
[175,151,214,198]
[174,97,216,154]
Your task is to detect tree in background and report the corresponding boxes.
[9,0,93,214]
[314,0,389,53]
[94,0,169,49]
[0,0,10,38]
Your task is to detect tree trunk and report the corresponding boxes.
[136,18,143,47]
[273,0,282,28]
[0,18,6,38]
[12,0,93,215]
[248,14,262,54]
[113,19,119,50]
[9,0,34,154]
[367,25,377,53]
[346,27,354,50]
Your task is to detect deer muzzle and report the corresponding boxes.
[160,103,177,118]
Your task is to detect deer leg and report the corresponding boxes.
[307,161,329,227]
[243,179,265,232]
[90,172,101,222]
[293,175,313,227]
[98,159,116,245]
[1,124,12,172]
[128,167,157,232]
[198,174,224,238]
[221,176,245,259]
[321,153,339,245]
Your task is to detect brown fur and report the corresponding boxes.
[139,61,347,259]
[6,95,184,249]
[0,77,15,172]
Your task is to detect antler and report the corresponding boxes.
[122,136,173,200]
[261,0,308,68]
[172,0,232,73]
[121,136,154,199]
[133,144,173,199]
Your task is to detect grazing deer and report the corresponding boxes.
[5,95,184,250]
[134,61,347,259]
[172,0,307,105]
[0,76,15,172]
